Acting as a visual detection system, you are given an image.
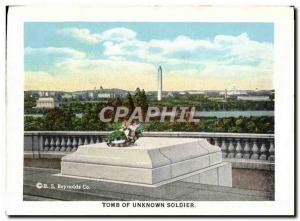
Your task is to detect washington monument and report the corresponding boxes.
[157,65,162,101]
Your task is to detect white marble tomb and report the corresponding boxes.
[61,137,232,187]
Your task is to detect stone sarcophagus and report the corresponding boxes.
[61,137,232,187]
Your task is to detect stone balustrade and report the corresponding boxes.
[24,131,274,161]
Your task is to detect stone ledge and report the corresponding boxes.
[24,152,274,171]
[225,158,274,171]
[58,162,230,187]
[24,131,275,139]
[24,151,67,159]
[23,167,274,201]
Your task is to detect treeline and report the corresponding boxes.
[25,88,148,131]
[24,88,274,133]
[24,114,274,134]
[24,92,274,115]
[149,95,274,111]
[142,116,273,133]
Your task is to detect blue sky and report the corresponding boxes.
[24,22,274,91]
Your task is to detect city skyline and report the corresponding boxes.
[25,22,274,91]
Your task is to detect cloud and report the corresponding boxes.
[26,27,274,90]
[55,58,155,74]
[58,27,137,44]
[100,31,273,70]
[58,28,100,44]
[25,47,86,59]
[24,47,87,73]
[57,26,273,68]
[100,27,137,42]
[25,59,157,91]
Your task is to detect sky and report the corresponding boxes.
[24,22,274,91]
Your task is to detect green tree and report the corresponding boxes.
[24,94,36,112]
[133,88,149,119]
[124,93,135,116]
[235,117,245,132]
[24,116,45,131]
[44,108,74,130]
[81,102,107,130]
[111,96,123,107]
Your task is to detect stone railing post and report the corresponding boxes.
[84,136,89,145]
[78,137,83,146]
[49,137,55,151]
[259,142,267,160]
[44,137,49,151]
[235,139,243,158]
[220,139,227,158]
[55,136,60,151]
[66,137,72,151]
[268,139,275,161]
[72,136,78,151]
[90,136,95,144]
[227,139,235,158]
[60,137,66,152]
[243,139,251,159]
[251,140,260,159]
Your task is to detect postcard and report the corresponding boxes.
[5,5,295,216]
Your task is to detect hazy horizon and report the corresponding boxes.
[24,88,275,93]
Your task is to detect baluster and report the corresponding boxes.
[44,137,49,151]
[259,141,267,160]
[39,136,44,151]
[78,137,83,147]
[213,138,219,146]
[235,139,243,158]
[243,139,251,159]
[206,138,211,144]
[55,136,60,151]
[84,136,89,145]
[227,139,235,158]
[268,139,275,161]
[72,137,78,151]
[66,137,72,151]
[95,136,100,143]
[49,137,55,151]
[251,139,259,159]
[60,137,66,151]
[90,136,95,144]
[221,139,227,158]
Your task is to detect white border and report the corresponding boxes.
[5,5,294,216]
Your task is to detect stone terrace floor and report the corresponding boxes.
[24,167,274,201]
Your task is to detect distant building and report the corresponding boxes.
[62,94,72,99]
[237,96,270,101]
[72,93,82,99]
[88,91,97,99]
[167,92,174,97]
[188,91,205,95]
[97,93,112,99]
[220,90,247,96]
[35,97,58,109]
